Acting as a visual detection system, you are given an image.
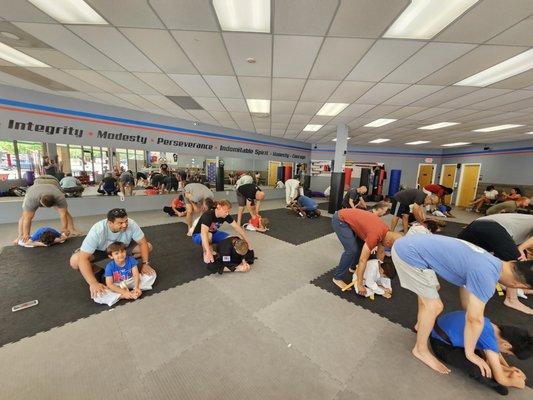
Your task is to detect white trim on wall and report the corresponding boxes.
[455,163,481,207]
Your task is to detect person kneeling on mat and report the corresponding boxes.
[192,199,252,265]
[430,310,531,395]
[94,241,156,307]
[208,236,255,274]
[243,214,270,232]
[18,226,68,247]
[391,234,533,376]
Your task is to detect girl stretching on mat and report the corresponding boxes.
[191,199,253,265]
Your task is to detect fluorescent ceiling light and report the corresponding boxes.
[246,99,270,114]
[455,49,533,87]
[364,118,397,128]
[28,0,107,24]
[331,137,351,142]
[303,124,323,132]
[418,122,459,130]
[406,141,430,145]
[317,103,349,116]
[384,0,479,39]
[442,142,470,147]
[526,132,533,135]
[369,138,390,144]
[213,0,270,33]
[0,42,49,67]
[472,124,523,133]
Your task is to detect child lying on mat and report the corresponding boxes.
[94,241,156,306]
[243,215,269,232]
[351,258,396,299]
[18,227,68,247]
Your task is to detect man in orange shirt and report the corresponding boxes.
[331,201,402,294]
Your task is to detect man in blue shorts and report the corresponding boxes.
[391,234,532,376]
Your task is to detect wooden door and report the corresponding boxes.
[457,164,480,207]
[417,164,434,188]
[440,164,457,205]
[268,161,281,186]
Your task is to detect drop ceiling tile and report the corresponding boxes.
[360,104,402,118]
[383,42,476,84]
[438,88,511,108]
[26,68,104,93]
[327,81,373,103]
[121,28,197,74]
[492,97,533,112]
[420,45,527,86]
[68,26,159,72]
[406,108,454,121]
[290,114,313,123]
[149,0,219,30]
[271,114,292,123]
[193,97,227,112]
[0,66,75,91]
[0,0,55,22]
[134,73,188,95]
[271,100,297,114]
[56,91,100,103]
[355,83,409,104]
[337,103,375,117]
[272,78,305,100]
[271,130,286,137]
[308,116,334,125]
[273,35,323,78]
[220,98,249,112]
[436,0,533,44]
[14,23,124,71]
[89,92,141,109]
[299,80,339,102]
[387,106,427,119]
[329,0,409,38]
[99,71,159,94]
[184,110,217,124]
[208,110,233,120]
[293,101,323,115]
[204,75,242,98]
[409,86,478,107]
[271,123,288,130]
[230,112,253,122]
[468,91,533,110]
[172,31,234,75]
[223,33,272,77]
[114,93,164,110]
[238,77,270,99]
[310,37,373,80]
[17,48,86,69]
[487,17,533,46]
[382,85,444,106]
[87,0,164,28]
[274,0,338,35]
[168,74,215,97]
[64,69,130,93]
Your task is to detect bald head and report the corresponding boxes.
[383,231,403,248]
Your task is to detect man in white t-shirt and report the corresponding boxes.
[69,208,155,299]
[284,178,302,205]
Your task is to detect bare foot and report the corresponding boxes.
[503,298,533,315]
[412,347,451,374]
[70,230,83,237]
[332,278,351,291]
[12,237,20,245]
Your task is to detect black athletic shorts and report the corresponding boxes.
[457,220,520,261]
[390,198,410,217]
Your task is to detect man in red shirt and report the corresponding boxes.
[423,184,453,202]
[331,201,403,294]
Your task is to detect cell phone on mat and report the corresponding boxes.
[12,300,39,312]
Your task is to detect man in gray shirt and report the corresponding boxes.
[183,183,214,233]
[390,188,438,234]
[15,181,81,244]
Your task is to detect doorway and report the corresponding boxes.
[416,163,435,188]
[439,164,457,205]
[456,164,481,207]
[268,161,281,186]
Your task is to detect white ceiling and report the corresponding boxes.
[0,0,531,148]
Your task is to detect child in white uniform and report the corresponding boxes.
[351,259,395,299]
[94,241,156,306]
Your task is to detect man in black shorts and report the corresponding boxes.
[458,213,533,314]
[390,188,439,234]
[236,182,265,226]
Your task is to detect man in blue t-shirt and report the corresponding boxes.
[391,234,532,377]
[69,208,156,300]
[430,311,530,394]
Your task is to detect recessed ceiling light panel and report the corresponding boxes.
[0,42,49,67]
[317,103,349,116]
[472,124,523,133]
[369,138,390,144]
[406,140,430,145]
[364,118,397,128]
[442,142,470,147]
[213,0,270,33]
[418,122,459,130]
[303,124,323,132]
[246,99,270,114]
[28,0,108,24]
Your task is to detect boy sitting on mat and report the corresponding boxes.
[208,236,255,274]
[94,241,156,307]
[243,214,269,232]
[430,310,530,395]
[350,258,396,299]
[18,226,68,247]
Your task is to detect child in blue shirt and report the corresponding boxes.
[18,227,67,247]
[93,241,156,306]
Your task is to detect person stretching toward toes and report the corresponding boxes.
[391,234,532,375]
[331,201,402,293]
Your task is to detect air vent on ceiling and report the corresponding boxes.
[166,96,204,110]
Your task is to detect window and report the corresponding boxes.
[17,141,44,178]
[115,148,128,171]
[0,140,18,180]
[69,145,83,176]
[57,144,70,174]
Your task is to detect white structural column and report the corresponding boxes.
[328,124,348,213]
